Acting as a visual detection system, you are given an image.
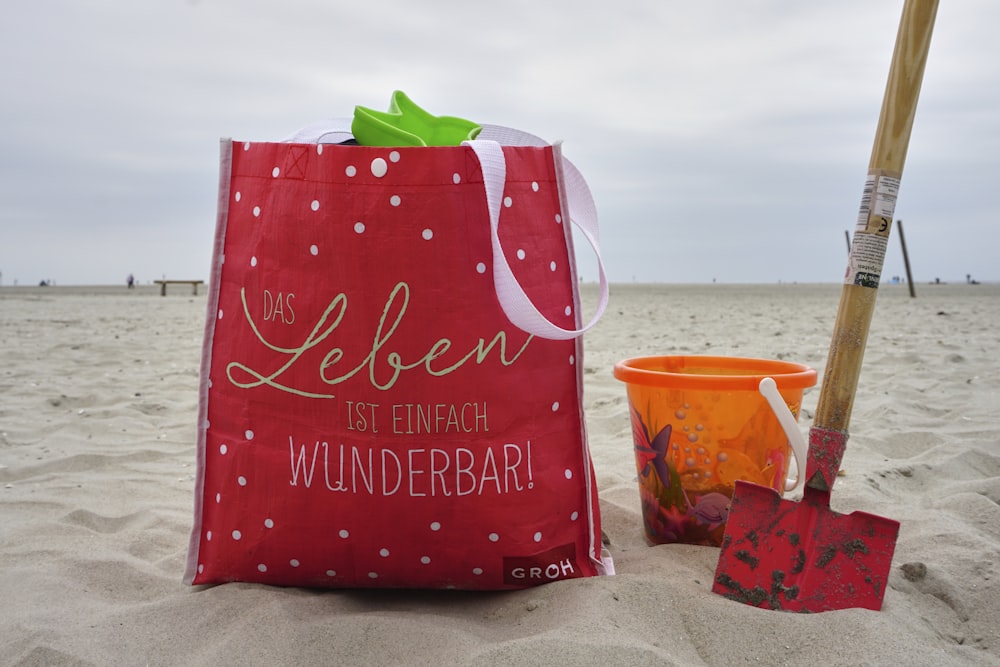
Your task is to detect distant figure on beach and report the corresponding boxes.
[966,273,980,285]
[127,273,135,289]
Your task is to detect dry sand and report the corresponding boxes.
[2,282,997,666]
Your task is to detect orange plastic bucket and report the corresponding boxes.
[613,355,817,546]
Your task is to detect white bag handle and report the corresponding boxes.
[468,125,609,340]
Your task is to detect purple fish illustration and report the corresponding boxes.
[689,492,730,528]
[630,406,673,489]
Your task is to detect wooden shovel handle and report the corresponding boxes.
[814,0,938,431]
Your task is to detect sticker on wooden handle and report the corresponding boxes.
[844,169,901,288]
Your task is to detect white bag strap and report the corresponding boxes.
[468,125,609,340]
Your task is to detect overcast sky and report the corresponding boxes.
[1,0,996,286]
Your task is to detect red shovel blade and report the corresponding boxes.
[712,480,900,612]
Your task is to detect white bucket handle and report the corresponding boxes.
[758,377,808,492]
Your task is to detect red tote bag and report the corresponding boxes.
[184,125,612,589]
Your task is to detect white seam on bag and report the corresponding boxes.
[184,138,233,584]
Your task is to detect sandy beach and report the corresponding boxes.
[2,282,997,666]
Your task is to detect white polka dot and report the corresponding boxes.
[550,261,557,271]
[232,530,242,540]
[422,229,433,240]
[503,196,513,208]
[243,142,251,151]
[564,469,573,479]
[258,563,267,572]
[516,249,526,260]
[533,531,542,542]
[339,529,349,539]
[206,531,213,541]
[476,262,487,274]
[531,181,539,192]
[272,167,280,178]
[290,559,300,567]
[346,165,357,177]
[326,570,336,576]
[311,200,320,211]
[473,567,483,575]
[310,245,319,256]
[237,475,247,486]
[565,306,572,316]
[250,256,257,267]
[198,564,204,573]
[253,206,261,217]
[555,214,562,224]
[219,444,228,455]
[354,222,365,234]
[379,548,390,558]
[316,144,323,155]
[245,430,254,440]
[390,195,401,207]
[569,355,575,365]
[215,493,221,503]
[264,518,274,528]
[420,556,431,565]
[452,173,461,184]
[571,511,579,521]
[430,521,441,531]
[488,532,500,542]
[368,572,379,579]
[389,150,401,163]
[371,157,388,177]
[235,191,242,202]
[552,402,560,412]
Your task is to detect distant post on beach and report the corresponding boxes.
[897,219,916,297]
